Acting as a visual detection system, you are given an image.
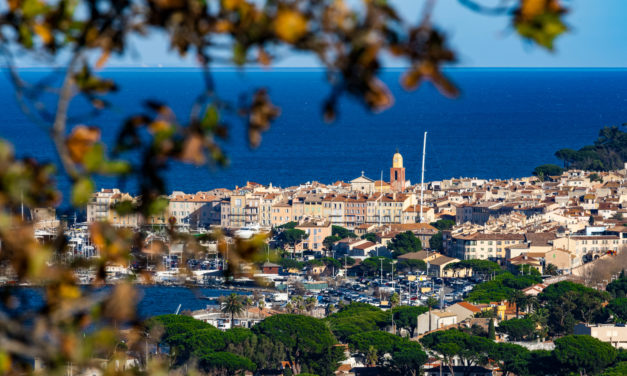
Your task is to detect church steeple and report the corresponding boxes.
[390,150,406,191]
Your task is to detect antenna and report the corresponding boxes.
[420,132,427,223]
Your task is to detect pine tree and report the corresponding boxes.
[488,318,496,340]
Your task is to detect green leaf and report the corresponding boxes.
[83,143,104,172]
[71,177,94,207]
[101,160,131,175]
[202,105,219,131]
[148,197,169,216]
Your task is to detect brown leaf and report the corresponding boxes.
[95,50,110,69]
[180,134,205,164]
[66,125,101,163]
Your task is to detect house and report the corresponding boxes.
[295,218,332,252]
[350,173,375,194]
[574,323,627,349]
[447,302,482,322]
[428,255,462,277]
[417,309,458,335]
[261,262,280,275]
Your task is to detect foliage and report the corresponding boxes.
[277,221,298,230]
[332,225,356,239]
[326,303,391,342]
[362,233,377,242]
[357,256,394,277]
[525,350,559,376]
[489,343,529,376]
[347,330,427,372]
[554,126,627,171]
[221,293,245,323]
[277,228,308,249]
[607,297,627,322]
[421,329,493,375]
[253,314,343,376]
[392,306,429,338]
[488,318,495,340]
[467,272,538,303]
[533,164,564,179]
[323,235,341,250]
[445,259,502,278]
[496,318,538,341]
[278,257,304,270]
[396,258,427,273]
[429,231,444,251]
[554,335,617,376]
[388,231,422,258]
[196,350,256,374]
[600,362,627,376]
[606,270,627,298]
[430,219,455,231]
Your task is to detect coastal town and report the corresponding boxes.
[14,151,627,375]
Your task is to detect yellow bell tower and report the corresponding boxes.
[390,150,406,191]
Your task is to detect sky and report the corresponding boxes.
[13,0,627,68]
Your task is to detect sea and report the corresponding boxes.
[2,68,627,206]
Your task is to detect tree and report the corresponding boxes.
[600,362,627,376]
[545,263,559,276]
[429,231,444,252]
[554,335,617,376]
[388,231,422,258]
[253,314,343,375]
[326,303,391,341]
[0,0,574,372]
[332,225,356,239]
[489,343,529,376]
[196,350,256,375]
[421,330,493,376]
[323,235,341,252]
[362,233,377,242]
[390,342,428,376]
[221,293,244,324]
[533,164,564,180]
[607,271,627,298]
[589,172,602,182]
[430,219,455,231]
[396,258,426,273]
[277,228,308,257]
[488,318,496,340]
[497,318,538,341]
[389,292,400,308]
[607,297,627,323]
[393,306,429,338]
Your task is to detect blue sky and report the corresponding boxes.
[16,0,627,68]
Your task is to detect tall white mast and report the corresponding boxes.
[419,132,427,223]
[379,170,382,227]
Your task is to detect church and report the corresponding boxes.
[349,151,408,193]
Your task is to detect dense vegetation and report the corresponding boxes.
[534,125,627,178]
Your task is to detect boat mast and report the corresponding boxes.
[420,132,427,223]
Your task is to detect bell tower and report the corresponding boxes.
[390,150,406,191]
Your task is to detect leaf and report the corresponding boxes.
[180,134,205,165]
[274,9,308,43]
[66,125,101,163]
[71,177,94,207]
[33,23,53,44]
[148,197,169,216]
[202,105,219,131]
[83,143,104,172]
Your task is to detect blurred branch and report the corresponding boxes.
[51,51,83,180]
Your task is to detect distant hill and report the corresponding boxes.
[554,125,627,171]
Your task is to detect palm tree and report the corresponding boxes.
[389,292,400,308]
[258,299,266,312]
[221,293,244,325]
[545,263,558,276]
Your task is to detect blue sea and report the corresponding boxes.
[1,68,627,204]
